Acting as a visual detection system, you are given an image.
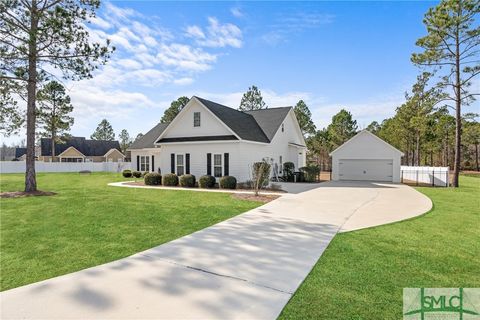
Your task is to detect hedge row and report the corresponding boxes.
[122,170,237,189]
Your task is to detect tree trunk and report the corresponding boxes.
[475,144,479,172]
[415,131,420,166]
[51,134,55,162]
[25,2,38,192]
[452,0,462,188]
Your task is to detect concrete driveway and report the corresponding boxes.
[1,181,431,320]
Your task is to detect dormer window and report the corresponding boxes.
[281,123,285,132]
[194,112,201,127]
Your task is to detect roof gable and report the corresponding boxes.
[194,97,270,143]
[329,130,404,156]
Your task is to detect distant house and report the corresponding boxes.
[128,96,306,182]
[14,148,27,161]
[39,137,125,163]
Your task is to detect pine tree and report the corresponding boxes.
[118,129,131,153]
[239,86,267,111]
[161,97,189,123]
[37,81,74,160]
[412,0,480,186]
[91,119,115,141]
[0,0,114,191]
[294,100,316,136]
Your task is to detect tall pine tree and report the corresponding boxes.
[91,119,115,141]
[412,0,480,187]
[239,85,267,111]
[0,0,114,191]
[37,81,74,160]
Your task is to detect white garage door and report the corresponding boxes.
[339,159,393,182]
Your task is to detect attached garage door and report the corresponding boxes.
[339,159,393,182]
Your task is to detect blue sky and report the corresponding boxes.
[6,0,479,144]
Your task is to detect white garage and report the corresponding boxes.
[330,130,404,183]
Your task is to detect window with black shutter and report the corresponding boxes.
[224,153,229,176]
[151,155,154,172]
[186,153,190,174]
[136,155,140,171]
[170,153,175,173]
[207,153,212,175]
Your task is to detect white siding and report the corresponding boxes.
[267,110,307,171]
[161,100,232,139]
[131,149,161,172]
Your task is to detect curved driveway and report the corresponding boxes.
[1,181,431,320]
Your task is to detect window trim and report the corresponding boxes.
[140,155,150,172]
[176,153,185,176]
[213,153,223,178]
[193,112,201,127]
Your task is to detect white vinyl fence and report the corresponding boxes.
[0,161,132,174]
[400,166,449,187]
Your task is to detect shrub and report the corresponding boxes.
[251,161,271,195]
[179,174,196,187]
[163,173,179,186]
[300,165,320,182]
[132,171,142,178]
[199,175,216,188]
[141,171,149,177]
[219,176,237,189]
[283,162,295,182]
[144,173,161,186]
[122,169,132,178]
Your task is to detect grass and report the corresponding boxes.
[279,175,480,319]
[0,172,261,291]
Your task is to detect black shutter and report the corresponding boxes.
[186,153,190,174]
[207,153,211,175]
[137,155,140,171]
[170,153,175,173]
[151,155,154,172]
[224,153,229,176]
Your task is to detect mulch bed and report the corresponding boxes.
[230,193,280,203]
[0,190,57,199]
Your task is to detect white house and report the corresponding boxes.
[330,130,404,183]
[128,96,307,182]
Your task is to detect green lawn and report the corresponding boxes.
[0,172,261,291]
[279,175,480,319]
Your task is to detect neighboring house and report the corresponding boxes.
[128,96,306,182]
[39,137,125,163]
[14,148,27,161]
[330,130,404,183]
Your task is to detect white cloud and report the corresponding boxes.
[186,17,243,48]
[262,12,335,46]
[157,43,217,72]
[230,7,244,18]
[185,25,205,39]
[90,16,111,29]
[116,58,142,70]
[174,77,194,85]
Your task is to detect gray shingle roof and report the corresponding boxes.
[129,122,169,150]
[40,137,121,156]
[194,97,269,143]
[194,96,291,143]
[139,97,293,147]
[245,107,292,141]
